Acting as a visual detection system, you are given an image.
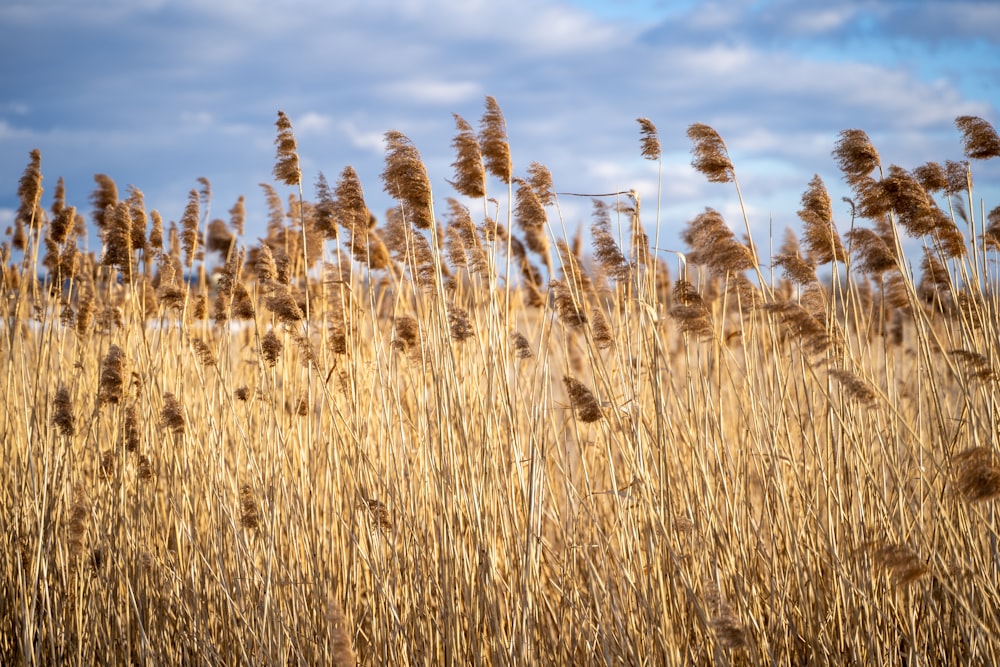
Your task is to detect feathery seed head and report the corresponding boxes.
[449,114,486,198]
[381,130,434,230]
[636,117,662,161]
[273,110,302,186]
[480,96,512,184]
[687,123,733,183]
[956,115,1000,160]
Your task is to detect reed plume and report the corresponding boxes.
[772,229,817,285]
[590,200,630,282]
[447,305,475,342]
[949,349,996,384]
[160,392,185,434]
[381,130,433,230]
[444,199,489,277]
[101,202,135,279]
[669,279,713,339]
[762,301,833,356]
[527,162,555,205]
[832,129,881,188]
[845,227,896,276]
[313,172,338,240]
[264,284,304,324]
[952,447,1000,502]
[866,542,928,587]
[327,595,357,667]
[16,149,43,232]
[48,204,76,253]
[229,195,246,237]
[510,332,533,359]
[180,188,201,268]
[449,114,486,198]
[149,210,164,252]
[392,315,421,354]
[206,219,234,258]
[828,368,877,406]
[562,375,603,423]
[479,96,512,184]
[121,403,140,453]
[52,385,76,437]
[551,279,587,328]
[334,165,370,235]
[636,118,662,161]
[90,174,119,231]
[126,186,148,252]
[273,110,302,187]
[51,175,65,216]
[66,485,90,568]
[137,455,155,482]
[798,175,847,264]
[687,123,733,183]
[913,161,948,194]
[239,485,260,530]
[514,176,546,229]
[590,307,614,350]
[681,208,754,276]
[191,337,216,367]
[76,287,95,338]
[983,205,1000,251]
[98,344,127,405]
[955,115,1000,160]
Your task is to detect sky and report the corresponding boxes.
[2,0,999,269]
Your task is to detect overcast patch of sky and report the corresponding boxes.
[1,0,998,258]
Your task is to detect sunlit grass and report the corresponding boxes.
[2,101,999,665]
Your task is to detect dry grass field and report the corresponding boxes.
[2,98,1000,665]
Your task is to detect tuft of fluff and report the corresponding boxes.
[52,385,76,437]
[562,375,603,423]
[160,392,185,434]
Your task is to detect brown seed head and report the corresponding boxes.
[952,446,1000,502]
[832,129,881,188]
[90,174,119,232]
[179,189,200,268]
[261,329,283,367]
[240,484,261,530]
[479,96,512,184]
[510,332,533,359]
[98,345,127,405]
[16,149,44,232]
[798,175,847,264]
[828,368,877,406]
[636,117,662,161]
[381,130,433,230]
[955,115,1000,160]
[687,123,733,183]
[52,385,76,437]
[273,110,302,186]
[449,114,486,198]
[562,375,603,422]
[160,392,185,434]
[514,178,546,230]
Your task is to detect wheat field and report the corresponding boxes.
[2,99,999,665]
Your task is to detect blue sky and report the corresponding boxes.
[2,0,999,264]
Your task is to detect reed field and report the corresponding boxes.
[3,98,1000,665]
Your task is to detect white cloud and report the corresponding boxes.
[378,79,483,106]
[295,112,334,136]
